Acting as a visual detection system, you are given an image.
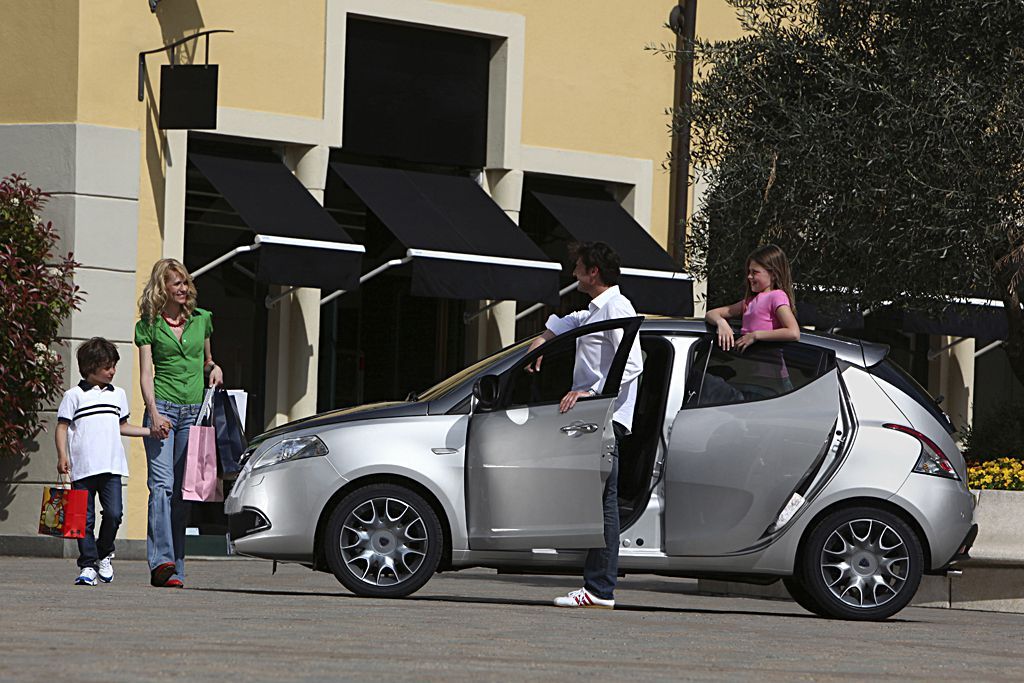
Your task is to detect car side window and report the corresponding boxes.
[505,335,579,407]
[685,340,835,408]
[504,329,616,408]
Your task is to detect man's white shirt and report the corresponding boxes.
[545,285,643,432]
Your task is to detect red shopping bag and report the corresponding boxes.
[38,478,87,538]
[183,426,223,503]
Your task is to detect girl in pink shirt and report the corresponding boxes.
[705,244,800,350]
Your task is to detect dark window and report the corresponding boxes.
[343,19,490,168]
[505,334,579,407]
[684,339,834,408]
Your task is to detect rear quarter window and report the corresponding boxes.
[867,359,954,434]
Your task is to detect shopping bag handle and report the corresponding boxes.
[57,473,71,489]
[196,387,216,426]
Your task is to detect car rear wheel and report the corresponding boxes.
[797,506,923,621]
[324,483,443,598]
[782,575,828,617]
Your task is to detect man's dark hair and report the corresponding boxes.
[77,337,119,378]
[569,241,621,286]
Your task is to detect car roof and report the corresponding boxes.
[639,317,888,367]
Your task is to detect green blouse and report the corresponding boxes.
[134,307,213,405]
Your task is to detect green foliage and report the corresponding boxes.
[961,399,1024,464]
[0,175,81,456]
[657,0,1024,382]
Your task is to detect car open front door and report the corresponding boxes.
[466,316,642,551]
[665,338,840,556]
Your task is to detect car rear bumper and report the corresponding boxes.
[890,472,975,571]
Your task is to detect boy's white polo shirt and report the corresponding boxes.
[57,380,130,481]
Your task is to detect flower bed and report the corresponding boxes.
[968,458,1024,491]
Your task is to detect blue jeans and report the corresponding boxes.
[72,473,123,570]
[583,421,627,600]
[143,399,201,581]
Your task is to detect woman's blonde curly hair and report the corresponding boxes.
[138,258,197,323]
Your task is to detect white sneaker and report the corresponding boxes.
[75,567,98,586]
[97,553,114,583]
[553,587,615,609]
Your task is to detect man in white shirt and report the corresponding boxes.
[526,242,643,609]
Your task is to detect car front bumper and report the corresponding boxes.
[225,455,348,560]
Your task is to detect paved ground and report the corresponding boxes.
[3,556,1023,682]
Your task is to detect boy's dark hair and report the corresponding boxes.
[77,337,119,378]
[568,241,621,286]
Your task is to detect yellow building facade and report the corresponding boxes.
[1,0,744,547]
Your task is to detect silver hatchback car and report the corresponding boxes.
[226,318,977,620]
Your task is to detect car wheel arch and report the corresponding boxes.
[313,473,453,574]
[792,496,933,576]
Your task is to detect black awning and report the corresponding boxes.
[798,293,1007,341]
[189,153,364,291]
[530,191,694,316]
[330,163,560,304]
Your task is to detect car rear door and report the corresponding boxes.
[466,316,642,551]
[664,337,840,556]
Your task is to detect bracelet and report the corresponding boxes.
[205,360,217,369]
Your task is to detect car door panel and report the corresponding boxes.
[465,316,642,551]
[466,398,616,550]
[665,363,840,556]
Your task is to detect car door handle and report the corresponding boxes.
[560,421,599,436]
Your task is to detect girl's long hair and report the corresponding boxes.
[138,258,197,323]
[744,244,796,316]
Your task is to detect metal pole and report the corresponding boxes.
[319,256,413,306]
[514,281,580,321]
[191,243,260,279]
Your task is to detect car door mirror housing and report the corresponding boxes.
[473,375,500,411]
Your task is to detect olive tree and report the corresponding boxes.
[664,0,1024,384]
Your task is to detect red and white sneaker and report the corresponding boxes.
[553,587,615,609]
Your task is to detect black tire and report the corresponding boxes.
[782,575,829,617]
[798,506,923,621]
[324,483,443,598]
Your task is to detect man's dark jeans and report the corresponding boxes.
[583,421,627,600]
[72,473,123,569]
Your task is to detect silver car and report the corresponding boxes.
[225,318,977,620]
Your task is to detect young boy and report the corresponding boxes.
[55,337,155,586]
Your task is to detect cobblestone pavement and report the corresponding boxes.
[3,556,1022,681]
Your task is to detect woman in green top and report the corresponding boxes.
[135,258,223,588]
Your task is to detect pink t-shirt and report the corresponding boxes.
[741,289,791,335]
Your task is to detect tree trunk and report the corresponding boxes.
[998,272,1024,388]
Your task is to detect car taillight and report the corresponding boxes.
[883,423,960,480]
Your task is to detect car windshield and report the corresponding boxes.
[413,339,531,402]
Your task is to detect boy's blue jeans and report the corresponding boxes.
[143,399,201,581]
[582,421,627,600]
[72,473,123,570]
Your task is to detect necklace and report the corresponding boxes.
[162,311,186,328]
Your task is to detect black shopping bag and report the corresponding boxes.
[213,388,247,478]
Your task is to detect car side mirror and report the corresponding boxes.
[473,375,500,411]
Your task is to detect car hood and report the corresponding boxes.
[256,401,430,440]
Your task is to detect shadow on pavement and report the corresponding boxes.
[190,585,868,621]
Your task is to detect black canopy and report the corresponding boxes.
[331,163,561,304]
[189,153,364,290]
[530,191,693,316]
[798,294,1008,341]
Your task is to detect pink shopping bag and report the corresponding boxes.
[182,424,223,502]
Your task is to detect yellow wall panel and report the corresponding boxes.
[0,1,80,123]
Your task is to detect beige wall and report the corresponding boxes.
[445,0,677,246]
[0,1,80,123]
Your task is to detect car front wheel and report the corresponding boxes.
[796,506,924,621]
[324,483,443,598]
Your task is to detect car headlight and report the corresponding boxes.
[251,435,328,471]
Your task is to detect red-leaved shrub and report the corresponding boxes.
[0,174,81,456]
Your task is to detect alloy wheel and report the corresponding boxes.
[340,496,428,586]
[819,518,909,608]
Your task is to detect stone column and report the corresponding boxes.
[264,144,328,427]
[468,169,522,362]
[0,124,140,552]
[928,335,975,431]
